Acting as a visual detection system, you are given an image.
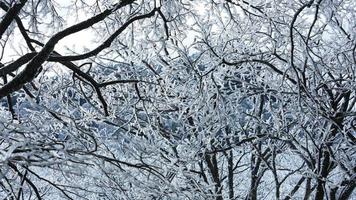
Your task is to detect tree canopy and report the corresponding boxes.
[0,0,355,199]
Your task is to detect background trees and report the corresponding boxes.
[0,0,355,199]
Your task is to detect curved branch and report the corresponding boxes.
[0,0,134,99]
[50,8,158,62]
[0,0,27,39]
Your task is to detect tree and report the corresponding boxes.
[0,0,355,199]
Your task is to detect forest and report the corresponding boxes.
[0,0,355,199]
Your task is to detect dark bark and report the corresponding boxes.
[227,150,234,199]
[284,177,306,200]
[205,154,223,200]
[0,0,134,99]
[0,0,27,39]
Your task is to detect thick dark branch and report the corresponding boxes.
[283,177,306,200]
[0,53,36,76]
[2,75,17,119]
[0,1,35,51]
[339,178,355,200]
[0,48,110,115]
[0,0,27,39]
[50,8,158,62]
[0,1,134,99]
[99,79,140,87]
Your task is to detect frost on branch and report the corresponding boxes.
[0,0,355,199]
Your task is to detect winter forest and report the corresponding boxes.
[0,0,355,199]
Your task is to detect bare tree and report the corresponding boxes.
[0,0,355,199]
